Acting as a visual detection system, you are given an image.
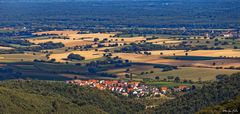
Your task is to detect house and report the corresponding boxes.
[223,31,233,38]
[160,86,168,94]
[178,85,189,91]
[66,79,192,98]
[133,91,138,95]
[122,92,129,96]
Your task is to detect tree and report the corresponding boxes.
[212,62,216,66]
[216,74,228,81]
[104,49,110,52]
[167,76,174,81]
[155,76,160,81]
[94,38,99,42]
[125,74,130,78]
[174,76,180,83]
[67,53,85,61]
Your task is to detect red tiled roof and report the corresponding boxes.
[179,85,188,89]
[161,86,168,91]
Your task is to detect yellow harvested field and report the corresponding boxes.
[34,31,117,40]
[31,31,147,48]
[97,47,117,51]
[146,38,171,43]
[113,53,240,68]
[0,53,46,62]
[69,33,116,39]
[0,46,14,50]
[92,37,146,44]
[148,49,240,57]
[113,53,183,65]
[147,38,181,44]
[154,40,182,44]
[108,37,146,42]
[33,30,79,36]
[187,49,240,57]
[28,39,94,47]
[50,50,104,62]
[147,50,186,56]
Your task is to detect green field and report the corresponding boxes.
[145,81,191,88]
[0,30,14,33]
[105,64,240,81]
[143,67,240,81]
[163,56,223,61]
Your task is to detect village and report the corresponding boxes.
[66,79,193,98]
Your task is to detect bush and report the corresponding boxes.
[67,53,85,61]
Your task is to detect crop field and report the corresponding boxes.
[143,67,240,81]
[104,63,239,81]
[34,31,116,39]
[33,30,80,36]
[0,46,14,50]
[0,53,46,63]
[113,53,240,68]
[148,49,240,57]
[145,82,191,88]
[50,50,104,62]
[68,33,116,40]
[105,64,162,78]
[28,38,94,47]
[146,38,181,45]
[2,29,240,82]
[31,31,148,47]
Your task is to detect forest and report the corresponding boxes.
[0,0,240,31]
[0,73,240,113]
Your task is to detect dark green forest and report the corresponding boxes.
[152,73,240,114]
[0,80,145,114]
[0,0,240,31]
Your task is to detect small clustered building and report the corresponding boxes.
[67,80,191,97]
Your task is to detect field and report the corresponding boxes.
[34,31,116,40]
[143,67,239,81]
[0,52,46,63]
[33,30,79,36]
[30,31,148,47]
[113,50,240,68]
[1,30,240,82]
[145,82,191,88]
[105,64,239,81]
[148,49,240,57]
[28,38,94,47]
[0,62,119,80]
[0,46,14,50]
[50,50,104,62]
[146,38,181,45]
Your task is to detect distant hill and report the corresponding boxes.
[0,80,144,114]
[0,0,239,29]
[0,0,77,2]
[0,0,130,2]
